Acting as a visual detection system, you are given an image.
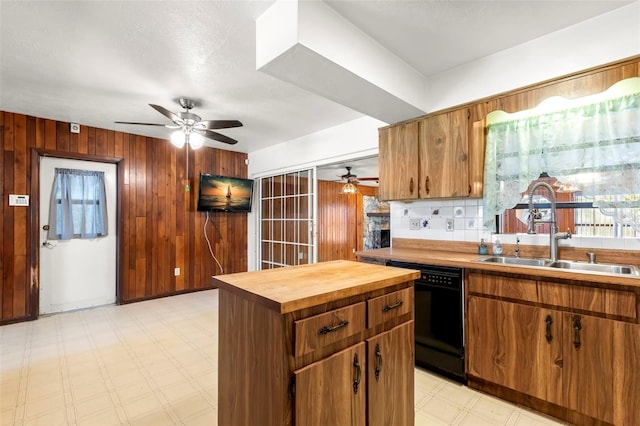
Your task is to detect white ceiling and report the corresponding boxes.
[0,0,632,159]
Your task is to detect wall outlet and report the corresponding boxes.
[446,218,454,232]
[409,218,420,230]
[174,267,180,276]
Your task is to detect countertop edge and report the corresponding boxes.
[213,261,421,314]
[356,248,640,289]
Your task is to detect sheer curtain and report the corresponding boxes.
[483,78,640,232]
[48,168,108,240]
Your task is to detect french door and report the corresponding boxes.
[258,168,316,269]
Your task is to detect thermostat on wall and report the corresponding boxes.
[9,194,29,206]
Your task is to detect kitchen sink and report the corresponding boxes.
[546,261,640,275]
[478,256,550,267]
[478,256,640,276]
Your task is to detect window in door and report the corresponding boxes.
[258,169,316,269]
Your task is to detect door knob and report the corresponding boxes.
[42,225,50,231]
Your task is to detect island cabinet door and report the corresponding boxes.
[367,321,414,426]
[467,297,563,405]
[294,342,366,426]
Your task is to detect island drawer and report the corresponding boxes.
[294,302,366,357]
[367,287,413,328]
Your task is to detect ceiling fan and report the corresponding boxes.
[339,166,379,185]
[338,166,378,193]
[115,98,242,146]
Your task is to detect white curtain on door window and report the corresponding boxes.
[48,168,108,240]
[483,79,640,231]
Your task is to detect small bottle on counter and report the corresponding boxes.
[478,239,488,255]
[493,239,503,255]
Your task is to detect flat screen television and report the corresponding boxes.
[197,173,254,213]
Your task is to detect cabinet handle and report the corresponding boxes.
[425,176,430,195]
[374,344,383,382]
[545,315,553,343]
[573,315,582,350]
[468,184,472,195]
[353,353,361,394]
[409,177,414,194]
[382,300,403,312]
[318,320,349,335]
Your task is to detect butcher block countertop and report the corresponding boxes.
[356,247,640,290]
[212,260,420,314]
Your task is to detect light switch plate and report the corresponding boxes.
[9,194,29,206]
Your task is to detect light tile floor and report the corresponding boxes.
[1,289,566,425]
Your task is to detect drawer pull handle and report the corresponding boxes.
[382,300,403,312]
[318,320,349,335]
[353,353,361,394]
[545,315,553,343]
[374,344,383,382]
[573,315,582,350]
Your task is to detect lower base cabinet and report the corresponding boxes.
[294,322,415,426]
[467,271,640,426]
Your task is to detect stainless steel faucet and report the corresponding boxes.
[527,181,572,262]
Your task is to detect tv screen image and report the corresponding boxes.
[197,174,253,212]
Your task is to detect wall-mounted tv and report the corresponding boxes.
[197,173,254,213]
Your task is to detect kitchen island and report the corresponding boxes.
[213,260,419,426]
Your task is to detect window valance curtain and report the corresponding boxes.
[483,86,640,232]
[48,168,108,240]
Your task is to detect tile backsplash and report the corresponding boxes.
[390,199,640,251]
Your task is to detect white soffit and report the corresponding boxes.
[256,0,427,124]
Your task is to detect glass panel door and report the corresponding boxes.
[258,169,316,269]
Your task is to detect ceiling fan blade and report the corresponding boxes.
[198,120,243,129]
[149,104,182,124]
[196,129,238,145]
[114,121,168,127]
[357,177,379,181]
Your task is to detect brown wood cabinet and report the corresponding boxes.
[419,109,470,198]
[379,108,472,201]
[467,297,563,405]
[378,121,419,200]
[467,270,640,426]
[214,261,418,426]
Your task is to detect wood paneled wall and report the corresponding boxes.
[1,112,248,324]
[317,181,377,262]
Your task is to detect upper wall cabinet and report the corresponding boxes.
[379,121,420,200]
[379,108,480,201]
[419,109,469,198]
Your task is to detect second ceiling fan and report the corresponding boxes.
[115,98,242,147]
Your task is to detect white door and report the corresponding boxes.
[39,157,117,314]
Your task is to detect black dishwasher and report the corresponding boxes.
[387,260,466,384]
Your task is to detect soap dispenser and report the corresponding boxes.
[478,239,488,255]
[493,239,503,256]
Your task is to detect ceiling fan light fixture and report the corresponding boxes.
[188,132,204,149]
[170,131,186,148]
[341,182,358,194]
